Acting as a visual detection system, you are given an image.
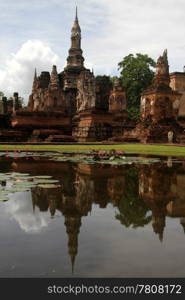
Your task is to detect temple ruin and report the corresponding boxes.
[0,9,185,143]
[136,49,183,143]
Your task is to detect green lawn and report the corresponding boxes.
[0,143,185,156]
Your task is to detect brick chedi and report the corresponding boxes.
[27,8,95,117]
[28,67,64,112]
[73,76,128,141]
[138,49,183,143]
[5,8,97,142]
[25,7,128,142]
[140,50,180,122]
[28,7,87,115]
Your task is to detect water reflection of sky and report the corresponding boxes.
[0,158,185,277]
[5,192,51,233]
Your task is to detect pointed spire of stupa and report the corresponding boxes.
[64,215,81,275]
[32,68,38,91]
[71,6,81,36]
[49,65,59,89]
[66,7,84,69]
[70,253,76,275]
[34,68,37,80]
[75,6,78,22]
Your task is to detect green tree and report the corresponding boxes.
[118,53,156,120]
[18,96,25,107]
[9,96,25,107]
[95,75,112,85]
[0,91,4,99]
[115,168,151,228]
[0,91,4,112]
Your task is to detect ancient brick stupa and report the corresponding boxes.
[28,7,95,115]
[138,49,182,143]
[0,8,128,143]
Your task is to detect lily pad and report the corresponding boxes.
[0,169,60,201]
[0,190,10,195]
[37,184,61,189]
[0,177,11,181]
[33,179,59,184]
[0,197,9,201]
[12,188,30,193]
[32,175,52,179]
[7,172,30,177]
[12,182,37,187]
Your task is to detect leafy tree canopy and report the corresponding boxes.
[118,53,156,120]
[0,91,4,99]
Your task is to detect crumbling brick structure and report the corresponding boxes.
[138,50,183,143]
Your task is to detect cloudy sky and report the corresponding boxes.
[0,0,185,101]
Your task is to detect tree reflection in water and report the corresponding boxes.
[115,168,152,228]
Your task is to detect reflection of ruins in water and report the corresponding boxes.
[2,157,185,271]
[139,162,185,241]
[30,163,127,272]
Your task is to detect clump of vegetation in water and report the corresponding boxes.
[91,149,125,161]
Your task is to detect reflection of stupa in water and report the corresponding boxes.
[152,215,165,242]
[30,163,126,271]
[138,163,185,241]
[11,159,185,267]
[138,164,173,242]
[65,214,81,273]
[61,188,93,273]
[31,174,93,273]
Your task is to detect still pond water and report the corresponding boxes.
[0,152,185,277]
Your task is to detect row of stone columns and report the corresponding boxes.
[1,92,20,114]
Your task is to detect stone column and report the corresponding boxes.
[2,97,8,114]
[13,92,19,113]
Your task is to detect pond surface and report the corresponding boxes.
[0,153,185,277]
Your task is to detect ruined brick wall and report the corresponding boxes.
[28,88,65,112]
[140,50,181,123]
[140,93,175,122]
[76,70,96,112]
[170,72,185,117]
[72,110,113,141]
[28,68,66,112]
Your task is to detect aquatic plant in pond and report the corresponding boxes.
[50,150,161,165]
[0,151,63,159]
[1,150,183,166]
[91,149,125,161]
[0,172,61,201]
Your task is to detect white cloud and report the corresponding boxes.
[5,192,51,233]
[0,40,60,102]
[83,0,185,75]
[0,0,185,99]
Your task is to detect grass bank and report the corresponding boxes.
[0,144,185,156]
